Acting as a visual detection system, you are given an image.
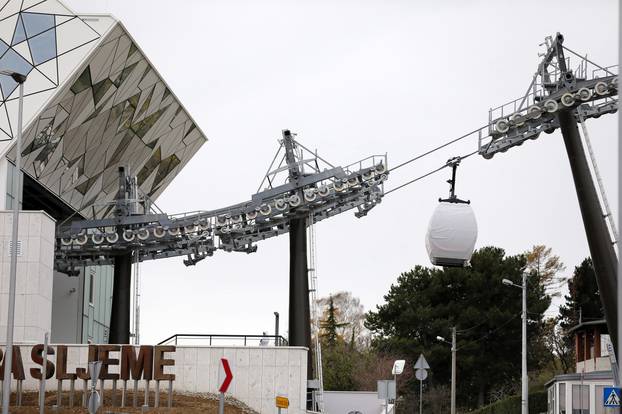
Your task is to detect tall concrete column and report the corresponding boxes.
[558,109,618,350]
[109,252,132,344]
[288,217,313,379]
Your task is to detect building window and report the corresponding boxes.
[559,383,566,414]
[572,384,589,414]
[88,270,95,305]
[548,385,555,414]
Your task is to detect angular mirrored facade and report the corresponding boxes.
[0,0,206,219]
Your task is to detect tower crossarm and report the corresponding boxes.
[54,139,388,274]
[479,33,618,159]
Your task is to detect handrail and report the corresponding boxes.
[158,333,289,346]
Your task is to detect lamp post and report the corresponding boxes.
[1,69,27,414]
[274,311,280,346]
[503,274,528,414]
[436,326,457,414]
[391,360,405,414]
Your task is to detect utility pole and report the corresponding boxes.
[521,272,528,414]
[451,326,457,414]
[502,274,528,414]
[2,71,27,414]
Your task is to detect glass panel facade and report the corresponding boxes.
[572,385,589,414]
[29,28,57,65]
[81,265,113,344]
[21,12,54,38]
[0,46,33,98]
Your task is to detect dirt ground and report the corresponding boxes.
[6,391,258,413]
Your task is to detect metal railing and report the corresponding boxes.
[157,333,288,347]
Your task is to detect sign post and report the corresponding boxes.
[604,387,621,408]
[276,395,289,414]
[218,358,233,414]
[377,379,396,414]
[39,333,49,414]
[87,361,102,414]
[414,354,430,414]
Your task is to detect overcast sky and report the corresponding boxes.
[67,0,619,344]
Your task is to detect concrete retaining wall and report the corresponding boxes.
[5,344,308,414]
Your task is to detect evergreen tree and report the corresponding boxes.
[365,246,551,409]
[558,258,603,329]
[319,296,355,390]
[320,296,349,348]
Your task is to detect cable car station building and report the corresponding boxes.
[0,0,206,344]
[546,320,616,414]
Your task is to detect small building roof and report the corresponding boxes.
[568,319,608,334]
[545,370,613,387]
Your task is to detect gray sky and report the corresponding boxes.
[67,0,619,344]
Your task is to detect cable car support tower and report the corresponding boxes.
[479,33,618,349]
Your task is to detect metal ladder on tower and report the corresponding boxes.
[577,111,619,248]
[308,212,324,412]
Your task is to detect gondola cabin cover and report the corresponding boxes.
[425,201,478,267]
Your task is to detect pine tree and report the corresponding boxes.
[559,258,603,329]
[320,296,348,348]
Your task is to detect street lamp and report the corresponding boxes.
[437,327,457,414]
[391,359,405,414]
[503,274,528,414]
[274,311,280,346]
[1,69,27,414]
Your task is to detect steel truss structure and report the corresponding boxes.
[480,33,617,157]
[480,33,619,350]
[54,130,387,273]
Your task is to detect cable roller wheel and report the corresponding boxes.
[577,87,592,101]
[362,170,374,181]
[318,186,330,197]
[92,233,105,244]
[105,233,119,243]
[595,81,609,96]
[259,204,272,216]
[168,227,181,236]
[543,99,558,113]
[495,119,510,134]
[510,113,525,127]
[137,228,150,240]
[348,177,359,187]
[334,181,347,192]
[275,199,287,211]
[289,194,302,207]
[561,93,575,107]
[153,227,166,238]
[61,237,73,246]
[527,105,542,119]
[75,233,88,245]
[304,189,317,202]
[246,210,258,220]
[375,163,386,174]
[122,230,135,242]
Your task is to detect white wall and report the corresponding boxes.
[6,344,308,414]
[324,391,392,414]
[0,211,55,342]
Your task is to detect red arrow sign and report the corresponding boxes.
[219,358,233,393]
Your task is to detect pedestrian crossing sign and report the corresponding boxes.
[604,387,621,407]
